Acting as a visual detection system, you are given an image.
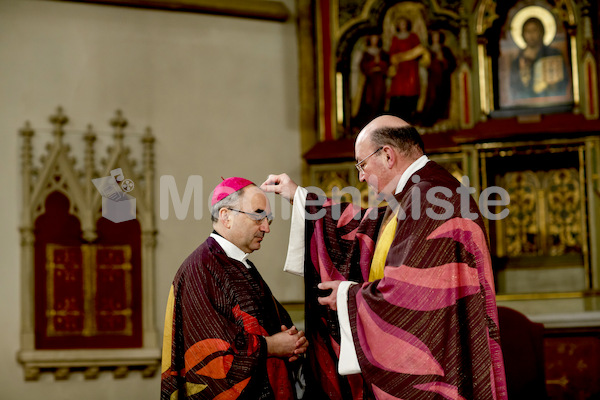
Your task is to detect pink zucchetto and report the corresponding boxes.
[211,177,254,206]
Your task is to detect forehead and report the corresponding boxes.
[524,21,541,31]
[355,134,372,159]
[241,186,270,210]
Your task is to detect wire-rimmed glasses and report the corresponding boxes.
[227,208,273,225]
[355,146,383,175]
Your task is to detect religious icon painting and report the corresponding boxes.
[347,1,460,133]
[498,2,573,109]
[349,34,390,131]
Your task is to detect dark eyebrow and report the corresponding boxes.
[253,208,266,214]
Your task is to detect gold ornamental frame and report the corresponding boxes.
[473,0,600,119]
[476,136,600,302]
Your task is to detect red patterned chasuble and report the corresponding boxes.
[161,237,301,400]
[302,161,508,400]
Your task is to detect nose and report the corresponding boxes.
[358,170,366,182]
[260,219,270,233]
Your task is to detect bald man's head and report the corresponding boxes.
[363,115,411,133]
[357,115,424,160]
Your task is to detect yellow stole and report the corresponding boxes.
[368,211,398,282]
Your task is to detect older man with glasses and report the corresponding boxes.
[161,177,308,400]
[262,115,507,400]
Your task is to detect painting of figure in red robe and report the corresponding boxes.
[348,2,459,132]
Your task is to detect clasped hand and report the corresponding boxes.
[265,325,308,362]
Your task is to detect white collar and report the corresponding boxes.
[210,233,251,268]
[395,155,429,194]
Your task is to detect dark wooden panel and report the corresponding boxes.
[545,333,600,399]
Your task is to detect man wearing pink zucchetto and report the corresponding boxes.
[161,177,308,400]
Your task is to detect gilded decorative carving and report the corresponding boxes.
[496,168,583,258]
[552,0,576,26]
[315,170,351,197]
[429,0,461,20]
[546,169,582,256]
[311,164,374,208]
[337,0,374,36]
[475,0,499,35]
[435,160,465,183]
[337,0,461,40]
[581,0,594,48]
[498,171,540,256]
[581,1,599,120]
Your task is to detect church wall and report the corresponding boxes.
[0,0,302,396]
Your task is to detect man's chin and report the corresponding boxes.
[375,192,388,203]
[366,183,380,196]
[368,184,391,199]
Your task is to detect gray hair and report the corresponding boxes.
[210,186,251,223]
[370,125,425,158]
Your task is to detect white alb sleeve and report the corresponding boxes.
[337,281,361,375]
[283,186,308,277]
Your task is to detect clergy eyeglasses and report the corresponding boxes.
[355,146,383,174]
[227,208,273,225]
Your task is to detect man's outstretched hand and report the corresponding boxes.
[260,174,298,203]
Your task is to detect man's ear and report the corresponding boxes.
[219,207,232,228]
[384,146,396,169]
